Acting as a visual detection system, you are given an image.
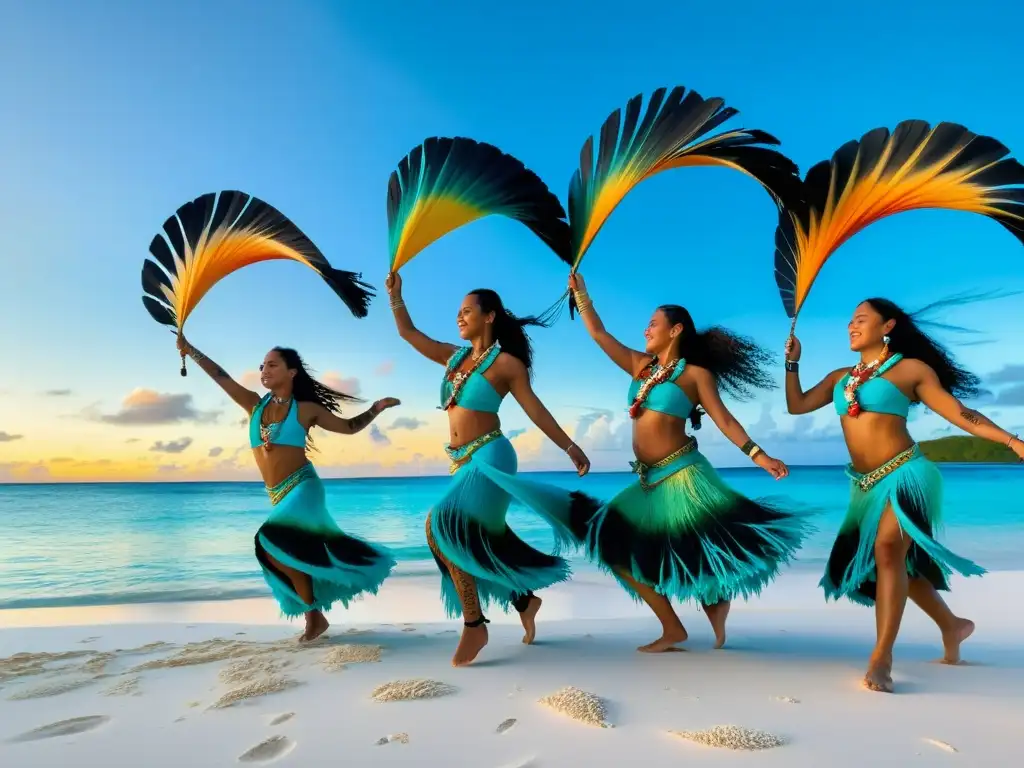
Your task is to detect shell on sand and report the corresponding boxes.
[922,738,958,753]
[375,732,410,745]
[538,686,612,728]
[320,644,382,671]
[8,677,96,700]
[670,724,786,750]
[210,676,299,709]
[371,679,455,702]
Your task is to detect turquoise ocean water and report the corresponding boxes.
[1,465,1022,611]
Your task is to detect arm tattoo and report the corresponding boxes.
[346,407,378,432]
[961,409,982,425]
[213,365,229,379]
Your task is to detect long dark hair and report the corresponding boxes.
[469,289,552,373]
[862,298,981,399]
[273,347,362,450]
[659,304,776,430]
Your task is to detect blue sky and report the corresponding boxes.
[1,0,1022,481]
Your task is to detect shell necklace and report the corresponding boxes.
[843,351,901,417]
[441,343,497,411]
[629,358,680,419]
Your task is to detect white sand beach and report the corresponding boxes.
[2,569,1022,767]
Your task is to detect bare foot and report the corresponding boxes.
[637,626,688,653]
[940,618,975,664]
[452,624,488,666]
[519,596,542,644]
[704,601,731,649]
[863,655,894,693]
[299,611,329,643]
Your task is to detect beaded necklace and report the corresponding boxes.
[441,343,498,411]
[629,358,680,419]
[843,351,902,417]
[259,398,294,450]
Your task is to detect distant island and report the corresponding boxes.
[919,435,1019,463]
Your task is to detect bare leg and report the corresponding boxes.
[614,568,687,653]
[514,593,543,645]
[907,578,975,664]
[702,600,731,649]
[263,550,329,642]
[426,515,488,666]
[865,505,911,693]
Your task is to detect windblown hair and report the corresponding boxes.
[469,289,552,374]
[862,298,981,400]
[659,304,776,429]
[272,347,362,450]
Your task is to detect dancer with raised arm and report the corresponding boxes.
[140,191,396,641]
[385,137,590,666]
[566,275,810,651]
[773,120,1024,692]
[179,339,400,641]
[549,85,809,651]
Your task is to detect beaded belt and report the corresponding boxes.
[266,463,316,506]
[445,429,502,475]
[630,437,697,490]
[847,444,919,493]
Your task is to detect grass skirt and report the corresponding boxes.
[429,432,572,618]
[564,442,814,605]
[254,464,396,618]
[821,445,986,606]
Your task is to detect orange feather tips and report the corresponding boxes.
[774,121,1024,320]
[386,137,571,273]
[568,86,802,270]
[141,191,373,329]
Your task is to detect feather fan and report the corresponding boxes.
[387,137,571,272]
[141,191,374,375]
[568,86,802,275]
[775,121,1024,328]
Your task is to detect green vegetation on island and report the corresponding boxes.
[919,435,1019,464]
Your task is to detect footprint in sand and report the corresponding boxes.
[8,715,111,743]
[237,735,296,763]
[268,713,295,726]
[496,718,517,735]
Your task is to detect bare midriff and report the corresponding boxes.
[252,445,310,488]
[632,409,690,465]
[447,406,501,448]
[841,413,915,473]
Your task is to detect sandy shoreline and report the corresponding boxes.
[2,572,1022,766]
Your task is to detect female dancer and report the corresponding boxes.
[565,274,811,652]
[385,272,591,666]
[177,336,400,641]
[785,300,1023,692]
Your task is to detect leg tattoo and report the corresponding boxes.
[425,514,484,623]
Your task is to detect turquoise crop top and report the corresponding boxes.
[627,359,693,419]
[833,354,910,418]
[249,395,307,448]
[440,345,504,414]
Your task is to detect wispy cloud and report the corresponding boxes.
[44,388,72,396]
[374,360,395,376]
[389,416,425,431]
[368,424,390,446]
[150,437,194,454]
[322,372,361,397]
[994,383,1024,406]
[0,431,24,442]
[208,446,224,457]
[988,364,1024,384]
[506,428,527,440]
[88,389,219,426]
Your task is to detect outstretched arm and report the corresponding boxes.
[385,272,457,366]
[694,367,788,479]
[308,398,400,436]
[570,274,648,376]
[783,336,844,415]
[916,366,1024,457]
[506,360,591,476]
[177,336,260,412]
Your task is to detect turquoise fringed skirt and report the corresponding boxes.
[427,431,574,618]
[821,445,986,606]
[563,439,814,605]
[254,464,396,618]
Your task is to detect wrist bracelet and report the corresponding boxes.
[565,442,577,455]
[1007,433,1018,448]
[785,360,799,373]
[748,445,763,460]
[389,299,405,311]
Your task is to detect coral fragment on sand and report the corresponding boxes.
[103,676,140,696]
[210,675,299,709]
[538,686,612,728]
[320,644,382,671]
[670,724,785,750]
[371,679,455,702]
